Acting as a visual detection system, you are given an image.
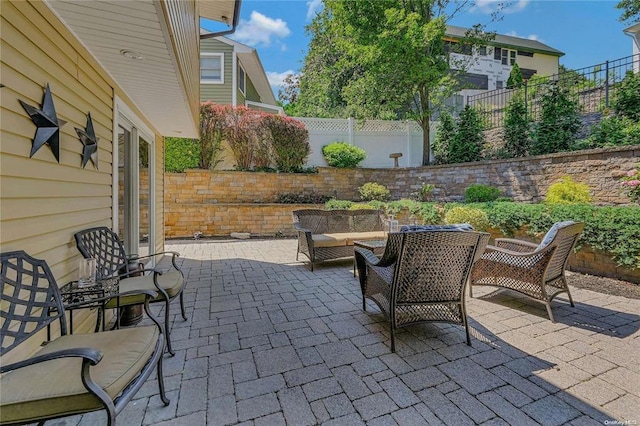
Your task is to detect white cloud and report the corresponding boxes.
[473,0,530,14]
[233,11,291,47]
[306,0,323,21]
[506,30,543,43]
[266,70,296,89]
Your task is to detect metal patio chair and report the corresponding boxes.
[0,250,169,426]
[355,230,490,352]
[74,226,186,355]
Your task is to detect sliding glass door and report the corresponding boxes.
[117,116,154,260]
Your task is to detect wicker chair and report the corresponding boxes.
[355,230,490,352]
[74,227,186,355]
[0,251,169,426]
[470,221,585,322]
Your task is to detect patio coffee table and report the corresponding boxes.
[353,239,387,274]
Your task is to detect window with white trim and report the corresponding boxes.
[201,53,224,84]
[239,65,246,95]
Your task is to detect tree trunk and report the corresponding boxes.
[421,90,431,166]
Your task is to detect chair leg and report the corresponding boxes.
[546,303,555,323]
[180,292,188,321]
[157,344,170,406]
[164,300,175,356]
[390,326,396,353]
[464,320,471,346]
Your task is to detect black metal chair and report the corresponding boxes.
[74,226,186,355]
[0,250,169,426]
[355,230,490,352]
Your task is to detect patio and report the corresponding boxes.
[77,238,638,425]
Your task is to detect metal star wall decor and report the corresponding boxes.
[75,113,99,169]
[19,83,66,162]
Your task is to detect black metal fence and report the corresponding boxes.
[467,54,639,129]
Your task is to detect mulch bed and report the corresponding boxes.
[566,271,640,300]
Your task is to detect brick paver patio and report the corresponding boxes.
[75,238,639,425]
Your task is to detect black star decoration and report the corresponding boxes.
[19,84,66,162]
[75,113,99,169]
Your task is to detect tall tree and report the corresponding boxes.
[298,0,496,165]
[617,0,640,23]
[506,63,524,89]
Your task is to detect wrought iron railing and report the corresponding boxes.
[467,54,639,129]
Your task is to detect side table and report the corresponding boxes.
[59,278,119,333]
[353,239,387,274]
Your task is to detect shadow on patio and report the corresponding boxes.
[75,238,640,425]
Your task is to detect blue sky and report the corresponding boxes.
[201,0,635,99]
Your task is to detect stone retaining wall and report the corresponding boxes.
[165,145,639,205]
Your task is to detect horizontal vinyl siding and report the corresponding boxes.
[200,39,233,104]
[0,0,119,360]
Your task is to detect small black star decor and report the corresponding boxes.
[75,113,99,169]
[19,83,66,162]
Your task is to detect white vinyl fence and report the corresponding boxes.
[294,117,433,168]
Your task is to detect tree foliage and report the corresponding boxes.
[530,84,581,155]
[617,0,640,23]
[449,105,484,163]
[613,70,640,121]
[502,91,531,157]
[297,0,496,165]
[262,114,310,172]
[506,63,524,89]
[199,102,228,170]
[432,111,456,165]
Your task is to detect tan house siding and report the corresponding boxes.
[1,0,169,359]
[515,53,559,77]
[200,38,233,103]
[162,0,200,130]
[245,74,261,103]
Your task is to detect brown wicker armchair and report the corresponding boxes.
[355,230,490,352]
[470,221,585,322]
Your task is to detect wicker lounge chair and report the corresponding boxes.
[355,230,490,352]
[470,221,585,322]
[0,250,169,426]
[74,226,186,355]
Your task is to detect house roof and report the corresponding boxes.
[446,25,565,57]
[624,22,640,35]
[200,30,278,106]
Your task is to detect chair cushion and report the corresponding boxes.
[345,231,387,245]
[107,269,184,307]
[312,234,348,248]
[0,326,159,424]
[537,221,575,250]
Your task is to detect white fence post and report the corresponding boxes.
[406,121,412,167]
[348,117,355,145]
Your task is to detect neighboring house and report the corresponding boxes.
[0,0,237,357]
[445,25,564,97]
[200,31,282,114]
[624,22,640,73]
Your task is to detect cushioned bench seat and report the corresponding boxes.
[293,209,386,270]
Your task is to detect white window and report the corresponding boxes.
[201,53,224,84]
[239,65,246,95]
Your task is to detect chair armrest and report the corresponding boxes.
[494,238,539,252]
[482,244,556,267]
[128,251,181,272]
[354,247,382,267]
[64,289,158,310]
[0,347,103,373]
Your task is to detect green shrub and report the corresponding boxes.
[349,203,376,210]
[359,182,391,202]
[531,84,581,155]
[432,111,456,165]
[165,137,200,172]
[444,206,490,231]
[506,63,524,89]
[613,70,640,121]
[199,102,227,170]
[276,193,332,204]
[545,176,592,204]
[449,105,484,163]
[262,115,310,172]
[410,177,436,202]
[322,142,366,168]
[465,184,502,203]
[325,199,353,210]
[502,91,531,157]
